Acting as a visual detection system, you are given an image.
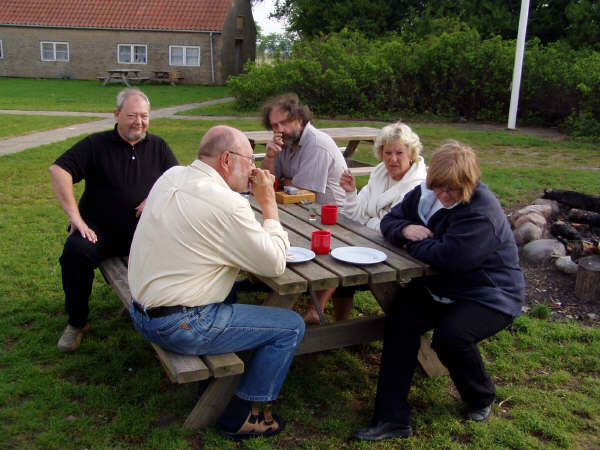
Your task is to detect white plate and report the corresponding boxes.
[286,247,316,263]
[330,246,387,265]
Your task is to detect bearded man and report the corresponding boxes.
[260,93,347,205]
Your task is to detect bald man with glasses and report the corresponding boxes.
[128,125,305,440]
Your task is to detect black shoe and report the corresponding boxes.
[354,421,413,441]
[467,403,493,422]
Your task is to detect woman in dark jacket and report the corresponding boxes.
[354,141,525,442]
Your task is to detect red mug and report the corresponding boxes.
[311,230,331,255]
[321,204,338,225]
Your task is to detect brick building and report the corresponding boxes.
[0,0,256,85]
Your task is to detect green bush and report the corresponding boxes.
[228,30,600,139]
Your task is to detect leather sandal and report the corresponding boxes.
[220,405,285,440]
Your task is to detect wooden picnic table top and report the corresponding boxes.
[246,194,429,298]
[243,127,381,145]
[106,68,142,74]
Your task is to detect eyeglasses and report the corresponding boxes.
[228,151,256,163]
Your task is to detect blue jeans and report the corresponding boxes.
[130,299,305,402]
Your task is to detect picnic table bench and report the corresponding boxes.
[243,127,380,177]
[151,70,185,85]
[99,257,244,429]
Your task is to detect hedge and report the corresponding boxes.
[227,30,600,141]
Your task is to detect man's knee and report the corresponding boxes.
[60,233,103,266]
[288,310,306,342]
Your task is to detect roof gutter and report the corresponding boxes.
[0,23,223,34]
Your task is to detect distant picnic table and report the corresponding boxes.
[98,69,149,87]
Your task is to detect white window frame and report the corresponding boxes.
[169,45,200,66]
[40,41,69,62]
[117,44,147,64]
[0,40,3,59]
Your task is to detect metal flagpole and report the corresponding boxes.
[508,0,531,129]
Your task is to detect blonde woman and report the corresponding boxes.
[340,122,427,232]
[304,122,427,324]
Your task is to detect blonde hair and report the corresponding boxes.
[426,140,481,203]
[373,122,422,162]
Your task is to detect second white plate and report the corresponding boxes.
[286,246,316,263]
[330,246,387,265]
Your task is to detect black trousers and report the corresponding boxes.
[373,281,513,425]
[59,224,131,328]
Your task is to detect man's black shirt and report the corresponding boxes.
[54,125,178,243]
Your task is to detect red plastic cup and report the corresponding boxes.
[321,204,338,225]
[311,230,331,255]
[273,178,278,191]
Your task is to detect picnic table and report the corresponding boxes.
[247,196,448,373]
[98,69,149,87]
[100,193,447,430]
[243,127,381,176]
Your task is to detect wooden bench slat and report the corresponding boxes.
[152,343,211,383]
[296,315,385,354]
[203,353,244,378]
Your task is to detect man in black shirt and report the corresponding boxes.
[50,88,178,352]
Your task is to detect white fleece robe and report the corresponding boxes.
[341,156,427,233]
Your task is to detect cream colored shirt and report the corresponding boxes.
[128,159,289,308]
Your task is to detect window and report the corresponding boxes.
[40,41,69,61]
[117,44,147,64]
[169,46,200,66]
[236,15,245,32]
[0,40,3,59]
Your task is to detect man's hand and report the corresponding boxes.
[70,216,98,243]
[402,224,433,242]
[339,169,356,193]
[135,198,147,218]
[265,132,284,159]
[251,168,279,221]
[49,163,97,243]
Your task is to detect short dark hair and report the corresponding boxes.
[261,92,312,130]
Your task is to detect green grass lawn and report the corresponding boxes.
[0,78,230,112]
[0,114,103,139]
[1,79,599,448]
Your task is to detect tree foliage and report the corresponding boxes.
[257,31,294,59]
[272,0,600,49]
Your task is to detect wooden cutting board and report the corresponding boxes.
[275,190,316,204]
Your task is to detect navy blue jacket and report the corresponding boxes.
[380,182,524,317]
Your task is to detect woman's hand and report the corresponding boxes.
[339,169,356,193]
[402,224,433,241]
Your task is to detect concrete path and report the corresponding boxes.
[0,96,566,156]
[0,97,236,157]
